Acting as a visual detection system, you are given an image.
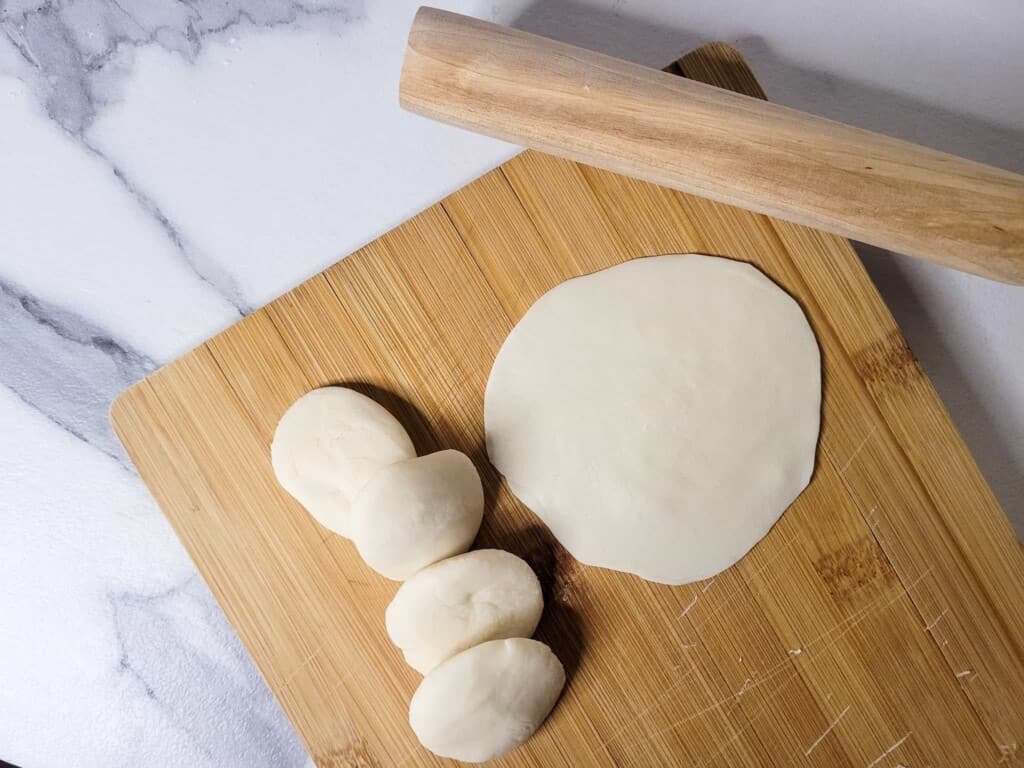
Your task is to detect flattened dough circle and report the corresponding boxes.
[484,254,820,585]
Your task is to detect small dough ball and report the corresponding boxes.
[409,638,564,763]
[350,450,483,580]
[271,387,415,537]
[386,549,543,674]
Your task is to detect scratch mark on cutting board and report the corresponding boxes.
[736,678,752,698]
[677,595,699,620]
[606,566,934,756]
[701,577,716,593]
[590,663,701,751]
[330,670,356,693]
[279,642,329,688]
[805,705,850,755]
[865,732,911,768]
[838,424,879,475]
[956,669,973,679]
[923,608,948,632]
[692,691,776,768]
[688,533,800,631]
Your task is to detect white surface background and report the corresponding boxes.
[1,0,1021,765]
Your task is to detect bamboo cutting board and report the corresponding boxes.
[111,45,1024,767]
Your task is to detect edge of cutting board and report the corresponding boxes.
[111,43,1024,767]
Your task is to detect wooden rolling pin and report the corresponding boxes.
[400,7,1024,285]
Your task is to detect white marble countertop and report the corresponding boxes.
[1,0,1021,765]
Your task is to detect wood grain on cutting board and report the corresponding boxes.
[111,45,1024,766]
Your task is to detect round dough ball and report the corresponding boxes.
[386,549,544,674]
[349,450,483,580]
[271,387,415,537]
[409,638,564,763]
[485,254,820,585]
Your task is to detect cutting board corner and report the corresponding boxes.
[110,44,1024,767]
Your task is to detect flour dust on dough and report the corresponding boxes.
[484,254,821,585]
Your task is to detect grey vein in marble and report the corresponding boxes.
[2,0,365,315]
[82,138,253,313]
[111,576,309,767]
[0,277,155,464]
[1,0,365,133]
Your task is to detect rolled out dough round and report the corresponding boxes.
[408,638,564,763]
[485,254,820,585]
[270,387,415,537]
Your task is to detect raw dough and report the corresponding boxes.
[350,450,484,580]
[485,254,820,585]
[271,387,415,537]
[408,638,564,763]
[386,549,544,673]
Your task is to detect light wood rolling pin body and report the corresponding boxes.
[400,7,1024,285]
